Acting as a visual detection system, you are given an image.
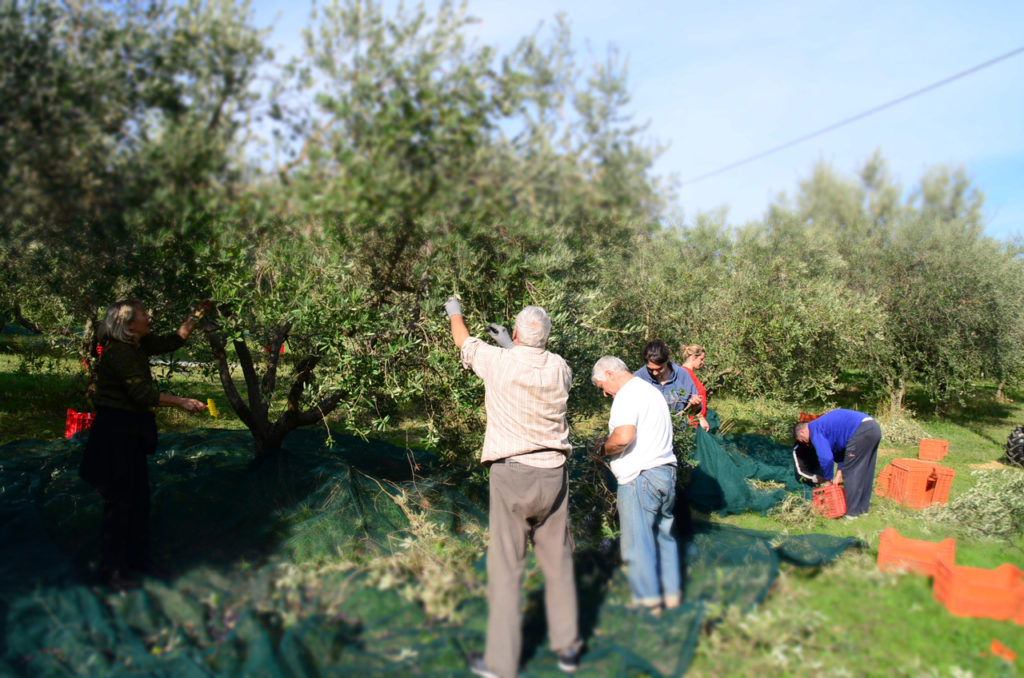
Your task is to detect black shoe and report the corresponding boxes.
[557,648,581,673]
[467,652,499,678]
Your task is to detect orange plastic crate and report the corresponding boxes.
[875,465,893,496]
[884,458,933,506]
[919,438,948,461]
[798,411,821,423]
[933,553,1024,623]
[930,466,956,505]
[885,458,956,509]
[991,639,1018,663]
[877,527,956,577]
[65,409,96,438]
[812,484,846,518]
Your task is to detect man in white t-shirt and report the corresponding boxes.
[591,356,681,613]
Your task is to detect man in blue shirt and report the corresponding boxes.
[793,409,882,517]
[633,340,698,415]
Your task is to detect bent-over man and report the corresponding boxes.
[793,408,882,517]
[445,297,582,678]
[592,356,681,613]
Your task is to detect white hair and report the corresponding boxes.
[591,355,629,383]
[97,300,144,345]
[514,305,551,348]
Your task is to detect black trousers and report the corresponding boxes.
[80,408,157,574]
[99,452,152,573]
[842,419,882,516]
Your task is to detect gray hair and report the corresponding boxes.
[591,355,629,383]
[97,300,143,345]
[792,421,809,441]
[514,305,551,348]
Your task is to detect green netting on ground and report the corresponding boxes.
[1,324,38,336]
[0,428,854,677]
[687,411,808,515]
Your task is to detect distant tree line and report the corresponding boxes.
[2,0,1022,458]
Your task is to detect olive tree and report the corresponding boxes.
[789,156,1024,412]
[0,0,270,338]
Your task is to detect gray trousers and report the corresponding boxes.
[842,419,882,516]
[485,460,581,678]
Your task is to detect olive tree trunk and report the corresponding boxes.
[202,319,344,458]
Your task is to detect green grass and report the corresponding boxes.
[693,548,1022,677]
[0,354,250,445]
[688,387,1024,677]
[0,354,92,442]
[2,354,1023,675]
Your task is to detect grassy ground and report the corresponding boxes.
[2,354,1022,676]
[0,354,253,445]
[691,391,1024,677]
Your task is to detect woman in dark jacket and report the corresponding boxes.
[79,300,209,589]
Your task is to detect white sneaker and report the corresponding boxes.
[467,652,499,678]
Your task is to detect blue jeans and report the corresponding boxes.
[617,464,681,607]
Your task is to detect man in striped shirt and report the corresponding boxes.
[446,297,582,678]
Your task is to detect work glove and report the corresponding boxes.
[444,296,463,318]
[486,323,513,348]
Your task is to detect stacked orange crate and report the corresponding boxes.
[918,438,948,461]
[877,527,956,577]
[887,458,956,509]
[930,465,956,505]
[885,459,931,506]
[875,465,893,496]
[933,553,1024,623]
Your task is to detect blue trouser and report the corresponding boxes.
[617,463,681,607]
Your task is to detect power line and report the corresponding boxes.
[679,45,1024,187]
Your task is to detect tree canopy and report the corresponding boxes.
[3,0,1023,458]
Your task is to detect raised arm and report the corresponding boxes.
[176,300,213,341]
[445,297,470,348]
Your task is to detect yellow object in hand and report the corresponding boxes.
[207,398,219,421]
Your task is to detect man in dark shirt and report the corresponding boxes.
[632,340,697,414]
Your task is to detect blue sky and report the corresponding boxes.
[251,0,1024,240]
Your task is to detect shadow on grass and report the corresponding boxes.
[905,383,1021,449]
[519,483,699,668]
[0,426,510,676]
[518,543,619,667]
[0,428,442,592]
